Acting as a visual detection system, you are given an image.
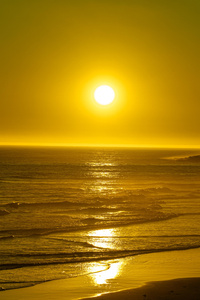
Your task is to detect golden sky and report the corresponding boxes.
[0,0,199,147]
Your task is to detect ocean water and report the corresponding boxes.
[0,146,200,291]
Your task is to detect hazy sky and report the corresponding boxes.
[0,0,199,147]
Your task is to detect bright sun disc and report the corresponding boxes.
[94,85,115,105]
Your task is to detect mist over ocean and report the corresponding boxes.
[0,146,200,291]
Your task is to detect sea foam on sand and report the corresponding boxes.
[1,248,200,300]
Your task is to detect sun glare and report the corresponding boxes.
[94,85,115,105]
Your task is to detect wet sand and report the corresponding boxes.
[83,278,200,300]
[1,248,200,300]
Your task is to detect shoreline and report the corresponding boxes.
[82,277,200,300]
[1,248,200,300]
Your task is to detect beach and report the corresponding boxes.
[2,279,200,300]
[1,0,200,298]
[1,248,200,300]
[83,278,200,300]
[0,147,200,299]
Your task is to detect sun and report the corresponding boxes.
[94,85,115,106]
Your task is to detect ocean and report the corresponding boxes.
[0,146,200,291]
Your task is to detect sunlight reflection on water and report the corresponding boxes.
[88,228,116,249]
[88,228,115,237]
[87,229,124,285]
[90,261,123,285]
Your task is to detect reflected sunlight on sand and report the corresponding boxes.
[90,261,123,285]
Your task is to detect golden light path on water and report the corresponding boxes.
[86,160,120,194]
[91,261,123,285]
[87,229,124,285]
[83,160,125,285]
[88,228,116,249]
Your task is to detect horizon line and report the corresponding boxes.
[0,143,200,149]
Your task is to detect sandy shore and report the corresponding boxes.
[83,278,200,300]
[1,248,200,300]
[1,277,200,300]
